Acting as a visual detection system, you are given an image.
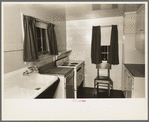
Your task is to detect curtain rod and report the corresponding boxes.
[36,18,54,25]
[22,13,54,25]
[101,25,112,28]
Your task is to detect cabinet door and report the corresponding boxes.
[133,77,145,98]
[123,70,128,98]
[123,69,134,98]
[36,79,60,99]
[77,63,84,88]
[66,77,74,98]
[126,75,133,98]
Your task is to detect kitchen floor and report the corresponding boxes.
[77,87,125,98]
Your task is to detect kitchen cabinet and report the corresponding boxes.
[66,76,74,98]
[135,5,145,52]
[39,63,74,99]
[35,79,60,99]
[122,64,145,98]
[77,62,85,88]
[46,72,74,98]
[77,62,85,98]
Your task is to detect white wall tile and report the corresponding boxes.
[124,13,137,34]
[3,4,66,74]
[124,12,145,64]
[67,17,123,90]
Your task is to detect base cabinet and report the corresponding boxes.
[35,79,60,99]
[53,70,74,99]
[66,76,74,98]
[122,65,145,98]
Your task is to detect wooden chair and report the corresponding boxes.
[94,63,113,97]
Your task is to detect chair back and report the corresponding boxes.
[96,62,111,77]
[96,62,111,69]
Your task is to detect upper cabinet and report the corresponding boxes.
[135,5,145,53]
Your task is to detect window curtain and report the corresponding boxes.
[47,24,58,55]
[91,26,102,64]
[23,15,38,62]
[107,25,119,65]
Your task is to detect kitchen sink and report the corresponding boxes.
[4,72,58,99]
[35,87,41,90]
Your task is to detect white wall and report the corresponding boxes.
[3,4,66,74]
[66,17,124,90]
[55,21,67,52]
[123,12,145,64]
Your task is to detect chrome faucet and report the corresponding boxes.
[23,65,38,76]
[23,70,29,76]
[28,65,38,72]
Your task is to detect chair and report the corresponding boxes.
[94,63,113,97]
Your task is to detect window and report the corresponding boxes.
[101,46,110,61]
[36,27,49,55]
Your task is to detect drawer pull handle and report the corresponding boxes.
[77,67,81,72]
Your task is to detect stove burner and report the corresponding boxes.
[71,63,78,65]
[61,64,69,66]
[70,65,75,67]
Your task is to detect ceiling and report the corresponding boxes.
[32,3,143,20]
[10,3,143,21]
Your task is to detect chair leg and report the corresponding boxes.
[97,83,99,98]
[94,80,96,97]
[108,83,110,97]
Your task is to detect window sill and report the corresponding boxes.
[102,61,108,63]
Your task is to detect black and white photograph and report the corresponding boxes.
[1,1,148,120]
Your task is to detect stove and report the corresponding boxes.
[61,62,78,66]
[56,56,84,99]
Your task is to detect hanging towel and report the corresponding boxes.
[108,25,119,65]
[91,26,102,64]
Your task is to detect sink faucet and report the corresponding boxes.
[28,65,38,72]
[23,65,38,76]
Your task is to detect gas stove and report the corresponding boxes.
[61,62,78,66]
[56,57,84,99]
[55,51,85,99]
[56,57,82,69]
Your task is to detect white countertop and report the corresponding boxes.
[4,70,58,99]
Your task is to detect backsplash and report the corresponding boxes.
[4,49,54,74]
[25,55,54,69]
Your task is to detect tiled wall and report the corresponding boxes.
[3,4,66,74]
[66,17,124,90]
[55,21,67,52]
[123,12,145,64]
[66,6,124,21]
